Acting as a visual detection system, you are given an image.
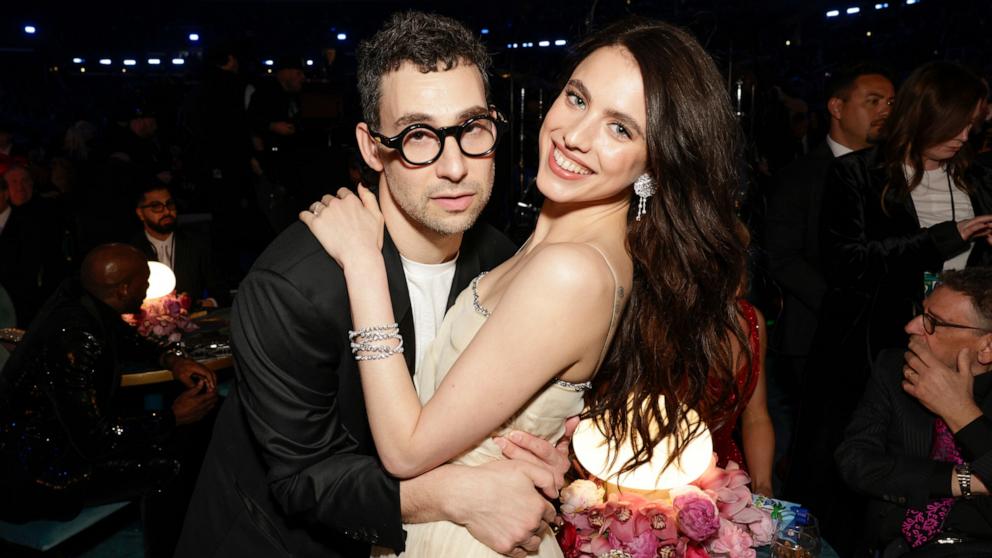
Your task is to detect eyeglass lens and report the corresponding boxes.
[401,118,498,164]
[143,201,176,212]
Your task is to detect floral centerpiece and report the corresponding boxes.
[123,291,199,344]
[557,459,775,558]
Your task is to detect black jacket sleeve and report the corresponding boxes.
[766,171,828,313]
[231,268,405,551]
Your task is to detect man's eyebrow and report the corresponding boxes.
[456,105,491,122]
[393,112,435,129]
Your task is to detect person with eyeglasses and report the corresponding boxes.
[177,13,574,558]
[788,62,992,554]
[837,267,992,557]
[129,181,228,308]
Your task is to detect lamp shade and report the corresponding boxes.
[572,398,712,491]
[145,261,176,299]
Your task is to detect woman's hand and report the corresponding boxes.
[300,185,384,269]
[956,214,992,243]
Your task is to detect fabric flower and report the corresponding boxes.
[746,510,776,546]
[672,487,720,542]
[706,518,755,558]
[561,480,606,514]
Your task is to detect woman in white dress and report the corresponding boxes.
[303,17,751,558]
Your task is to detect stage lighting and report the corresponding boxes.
[24,25,36,35]
[123,59,136,66]
[306,59,314,66]
[785,40,792,46]
[826,9,840,17]
[867,31,873,36]
[336,33,347,41]
[906,0,918,4]
[847,7,861,14]
[188,33,200,42]
[99,59,112,66]
[80,67,86,73]
[72,58,84,64]
[875,2,889,8]
[148,58,161,65]
[171,58,184,65]
[554,40,567,46]
[538,40,550,47]
[264,59,274,66]
[481,28,490,35]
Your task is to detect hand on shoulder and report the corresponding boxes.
[300,186,384,270]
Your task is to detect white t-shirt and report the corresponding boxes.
[401,255,457,375]
[909,165,975,271]
[145,231,176,269]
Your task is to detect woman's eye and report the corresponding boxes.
[610,123,631,139]
[566,92,586,109]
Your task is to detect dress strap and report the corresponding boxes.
[471,272,491,317]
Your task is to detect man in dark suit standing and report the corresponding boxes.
[129,182,227,307]
[837,268,992,556]
[176,12,566,558]
[766,65,895,463]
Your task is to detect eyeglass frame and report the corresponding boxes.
[368,108,507,166]
[138,200,177,213]
[920,310,992,335]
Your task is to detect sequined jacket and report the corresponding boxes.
[0,279,176,500]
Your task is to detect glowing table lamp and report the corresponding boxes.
[572,397,712,493]
[145,261,176,300]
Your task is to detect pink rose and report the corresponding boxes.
[678,537,711,558]
[747,510,776,546]
[560,480,605,514]
[625,530,659,558]
[706,518,755,558]
[673,487,720,542]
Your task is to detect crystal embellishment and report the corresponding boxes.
[471,272,492,317]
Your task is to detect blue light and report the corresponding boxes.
[906,0,918,4]
[263,59,274,66]
[847,6,861,14]
[512,43,519,48]
[554,40,567,46]
[481,28,490,35]
[72,57,84,64]
[826,9,840,17]
[23,25,36,35]
[123,59,136,66]
[171,58,185,66]
[875,2,889,8]
[188,33,200,42]
[99,58,112,66]
[148,58,161,65]
[538,40,550,47]
[336,33,347,41]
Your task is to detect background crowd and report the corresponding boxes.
[1,1,992,556]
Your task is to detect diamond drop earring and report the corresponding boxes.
[633,174,656,221]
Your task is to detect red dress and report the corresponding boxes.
[709,299,761,470]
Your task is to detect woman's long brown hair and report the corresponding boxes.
[880,62,987,212]
[576,18,751,476]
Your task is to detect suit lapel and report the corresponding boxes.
[382,231,416,375]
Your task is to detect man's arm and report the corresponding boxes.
[766,170,827,313]
[232,269,406,550]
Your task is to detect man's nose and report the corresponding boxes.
[905,314,925,335]
[434,135,468,182]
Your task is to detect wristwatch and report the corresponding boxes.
[955,463,973,499]
[163,341,188,361]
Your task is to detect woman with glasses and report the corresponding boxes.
[304,18,749,557]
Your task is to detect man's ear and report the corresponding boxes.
[356,123,385,172]
[135,207,144,223]
[827,97,844,121]
[977,332,992,367]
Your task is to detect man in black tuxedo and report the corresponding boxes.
[176,12,565,558]
[837,268,992,556]
[766,65,895,465]
[129,182,228,307]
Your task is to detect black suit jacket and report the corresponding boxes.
[766,140,833,356]
[175,221,515,558]
[836,349,992,545]
[817,147,992,377]
[129,228,228,306]
[0,204,65,327]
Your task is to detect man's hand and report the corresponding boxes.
[903,340,982,432]
[171,357,218,391]
[172,382,218,426]
[436,461,556,558]
[493,415,579,497]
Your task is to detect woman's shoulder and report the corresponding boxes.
[512,242,621,301]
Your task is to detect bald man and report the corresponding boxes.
[0,244,217,555]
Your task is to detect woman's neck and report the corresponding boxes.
[529,196,630,249]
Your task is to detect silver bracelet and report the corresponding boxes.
[348,323,399,340]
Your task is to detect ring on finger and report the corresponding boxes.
[310,202,324,215]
